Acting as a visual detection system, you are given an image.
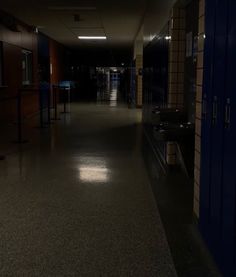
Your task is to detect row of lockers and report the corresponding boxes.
[200,0,236,276]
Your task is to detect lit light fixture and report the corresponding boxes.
[78,36,107,40]
[165,36,172,40]
[48,6,96,11]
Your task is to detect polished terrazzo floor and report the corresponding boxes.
[0,102,177,276]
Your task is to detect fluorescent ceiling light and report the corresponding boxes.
[78,36,107,40]
[48,6,96,11]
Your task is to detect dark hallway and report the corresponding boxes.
[1,0,236,276]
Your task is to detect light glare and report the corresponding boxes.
[79,167,109,182]
[78,36,107,40]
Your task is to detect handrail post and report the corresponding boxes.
[39,86,44,128]
[52,85,60,120]
[54,85,58,119]
[61,87,68,114]
[17,91,22,142]
[60,86,70,114]
[47,85,51,124]
[14,89,28,143]
[63,88,66,113]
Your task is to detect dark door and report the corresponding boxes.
[207,0,228,259]
[200,0,218,243]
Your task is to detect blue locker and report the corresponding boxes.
[200,0,217,241]
[208,0,228,260]
[200,0,236,275]
[221,0,236,275]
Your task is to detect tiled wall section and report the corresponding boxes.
[166,4,186,165]
[194,0,205,218]
[168,5,186,109]
[136,54,143,108]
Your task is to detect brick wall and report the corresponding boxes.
[168,5,186,109]
[194,0,205,217]
[166,4,186,165]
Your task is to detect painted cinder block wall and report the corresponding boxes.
[136,54,143,108]
[166,0,205,217]
[194,0,205,217]
[166,3,186,165]
[133,27,143,108]
[168,5,186,110]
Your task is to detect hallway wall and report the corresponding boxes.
[0,11,38,122]
[49,39,65,86]
[142,0,190,166]
[143,0,203,217]
[166,3,186,165]
[143,0,176,46]
[194,0,205,218]
[0,10,68,126]
[133,26,144,108]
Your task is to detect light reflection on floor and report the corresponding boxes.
[79,166,109,183]
[74,156,110,183]
[97,80,119,106]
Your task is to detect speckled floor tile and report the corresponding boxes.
[0,103,177,276]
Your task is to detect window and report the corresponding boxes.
[22,49,33,85]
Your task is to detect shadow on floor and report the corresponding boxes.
[142,131,222,277]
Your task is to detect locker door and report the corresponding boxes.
[200,0,228,262]
[208,0,228,259]
[200,0,217,240]
[221,0,236,275]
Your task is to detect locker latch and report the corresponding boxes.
[202,94,207,119]
[212,96,218,126]
[225,98,231,129]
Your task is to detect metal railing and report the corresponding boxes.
[0,83,72,160]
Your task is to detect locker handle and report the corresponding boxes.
[202,94,207,119]
[212,96,218,126]
[225,98,231,129]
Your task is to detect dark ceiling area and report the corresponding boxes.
[68,47,132,67]
[0,0,177,65]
